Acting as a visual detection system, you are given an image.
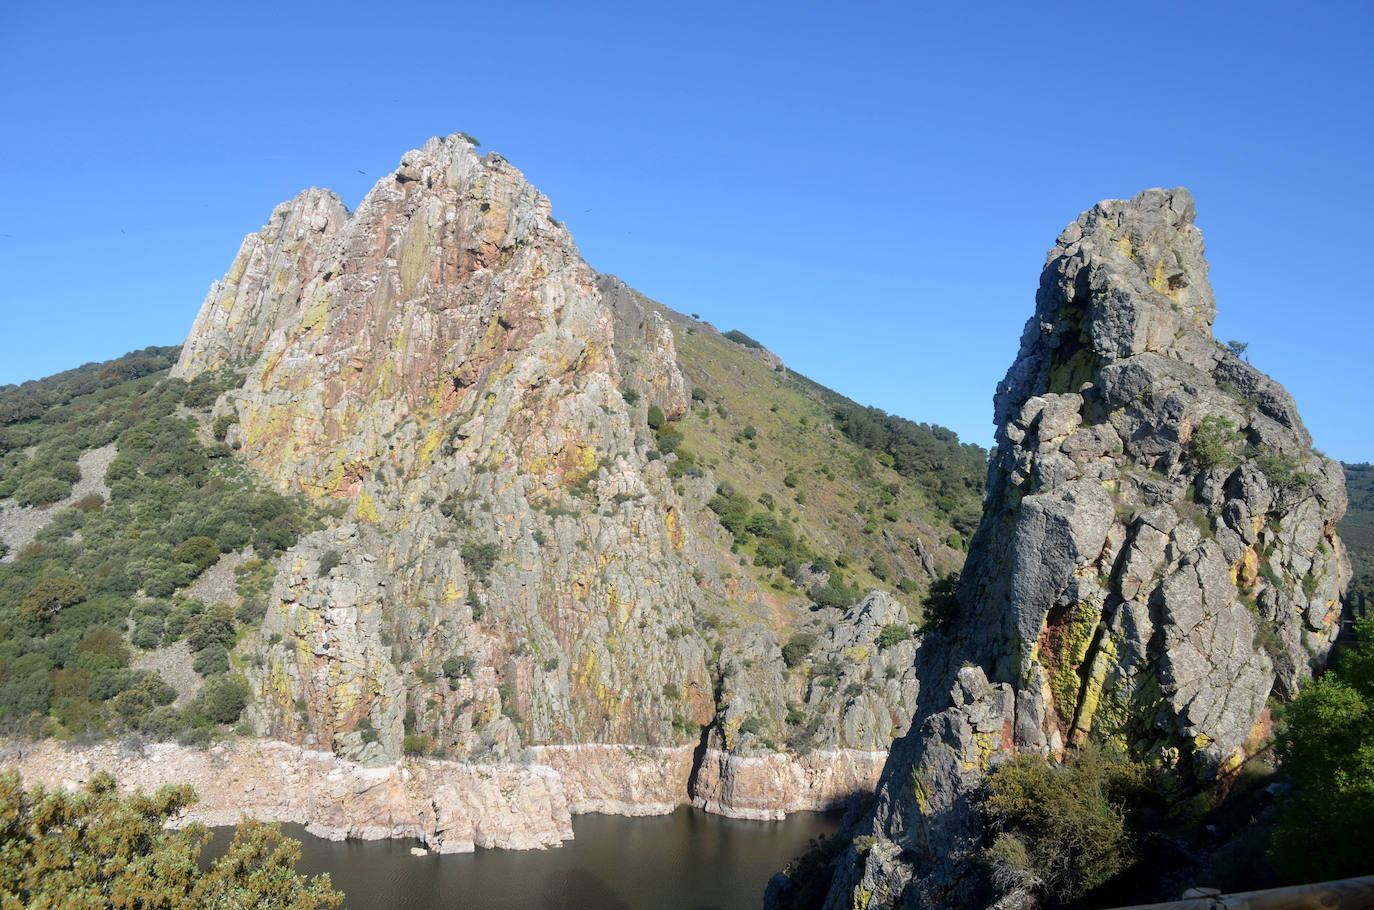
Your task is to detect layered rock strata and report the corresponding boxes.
[813,188,1350,908]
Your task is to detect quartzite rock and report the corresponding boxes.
[170,134,930,820]
[811,188,1350,909]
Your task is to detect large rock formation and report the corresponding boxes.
[808,188,1350,908]
[168,134,948,822]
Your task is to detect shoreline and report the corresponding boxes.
[0,737,884,853]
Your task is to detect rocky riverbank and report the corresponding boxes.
[0,736,883,852]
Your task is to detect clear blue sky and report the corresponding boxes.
[2,1,1370,461]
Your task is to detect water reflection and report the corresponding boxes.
[207,807,838,910]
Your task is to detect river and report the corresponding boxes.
[207,807,839,910]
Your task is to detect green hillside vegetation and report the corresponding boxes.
[0,349,320,742]
[670,319,985,625]
[1341,462,1374,605]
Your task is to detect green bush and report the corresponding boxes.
[317,549,343,577]
[172,535,220,574]
[0,770,343,908]
[1270,617,1374,881]
[15,474,71,506]
[190,674,249,725]
[980,745,1151,903]
[460,542,500,581]
[20,576,86,622]
[876,623,911,649]
[781,633,817,668]
[647,404,666,431]
[1184,415,1244,472]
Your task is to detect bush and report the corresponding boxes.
[15,473,71,506]
[442,655,475,678]
[317,549,343,577]
[402,734,430,755]
[193,644,230,677]
[190,674,249,725]
[172,535,220,574]
[1270,617,1374,881]
[781,633,817,668]
[0,771,343,908]
[20,576,86,622]
[460,542,500,581]
[646,405,666,431]
[876,623,911,649]
[980,745,1150,904]
[1184,415,1244,472]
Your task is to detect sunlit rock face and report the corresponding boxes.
[814,188,1350,910]
[171,135,923,818]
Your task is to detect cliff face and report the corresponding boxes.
[815,189,1350,908]
[169,135,958,814]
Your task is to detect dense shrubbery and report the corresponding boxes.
[830,400,985,534]
[0,770,342,908]
[1270,617,1374,882]
[708,482,814,575]
[980,744,1153,904]
[0,351,318,741]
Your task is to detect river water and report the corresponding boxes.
[208,808,838,910]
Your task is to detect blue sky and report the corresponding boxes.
[2,1,1370,461]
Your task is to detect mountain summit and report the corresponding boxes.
[161,134,985,831]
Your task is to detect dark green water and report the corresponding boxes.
[209,808,838,910]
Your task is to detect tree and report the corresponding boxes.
[1226,339,1249,360]
[0,770,343,908]
[1270,618,1374,882]
[647,404,666,430]
[20,576,86,622]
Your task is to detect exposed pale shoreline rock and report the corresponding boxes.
[0,736,883,852]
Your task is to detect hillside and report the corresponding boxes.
[1341,462,1374,605]
[0,134,986,826]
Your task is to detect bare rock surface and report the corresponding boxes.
[808,189,1350,909]
[159,134,927,821]
[0,444,115,560]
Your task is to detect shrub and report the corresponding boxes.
[317,549,343,577]
[442,655,475,678]
[172,536,220,574]
[20,576,86,622]
[192,644,230,677]
[0,771,343,908]
[921,571,960,631]
[189,674,248,725]
[781,633,817,668]
[1184,415,1244,472]
[646,405,666,431]
[212,414,237,441]
[402,734,431,755]
[460,542,500,581]
[980,745,1150,904]
[1270,617,1374,881]
[15,474,71,507]
[876,623,911,649]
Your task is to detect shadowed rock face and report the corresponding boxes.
[812,188,1350,909]
[169,135,932,818]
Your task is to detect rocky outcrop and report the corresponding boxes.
[169,134,931,819]
[811,189,1350,909]
[2,738,573,853]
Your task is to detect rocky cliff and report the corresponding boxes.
[164,134,969,819]
[801,188,1350,908]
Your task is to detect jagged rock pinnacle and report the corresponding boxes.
[805,188,1350,910]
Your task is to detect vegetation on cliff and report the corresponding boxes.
[0,769,342,907]
[0,349,319,741]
